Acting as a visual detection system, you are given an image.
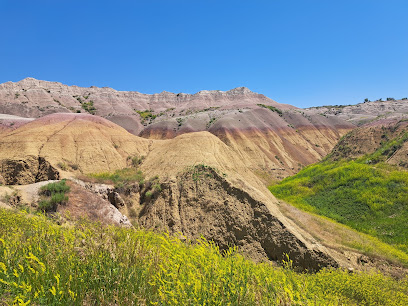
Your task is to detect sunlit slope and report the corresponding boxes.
[1,208,407,305]
[0,113,151,176]
[269,139,408,254]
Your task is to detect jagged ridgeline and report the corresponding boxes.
[0,78,354,181]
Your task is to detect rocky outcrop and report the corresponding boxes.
[73,179,127,209]
[0,156,59,185]
[139,166,338,271]
[60,181,132,227]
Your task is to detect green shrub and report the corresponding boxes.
[134,110,158,123]
[57,162,67,171]
[38,180,70,212]
[40,180,70,196]
[81,100,96,114]
[127,155,145,167]
[257,103,283,116]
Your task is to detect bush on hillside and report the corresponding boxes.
[38,180,70,212]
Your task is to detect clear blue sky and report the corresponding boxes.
[1,0,407,108]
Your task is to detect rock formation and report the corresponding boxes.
[0,78,354,180]
[0,113,340,270]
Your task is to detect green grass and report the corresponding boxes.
[40,180,70,196]
[38,180,70,212]
[269,159,408,255]
[1,209,407,305]
[87,168,145,187]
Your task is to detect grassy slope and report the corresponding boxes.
[269,133,408,257]
[1,209,407,305]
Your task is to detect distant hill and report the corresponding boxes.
[306,98,408,126]
[0,78,354,181]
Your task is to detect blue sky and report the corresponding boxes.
[1,0,407,108]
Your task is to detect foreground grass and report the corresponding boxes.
[269,160,408,258]
[1,209,408,305]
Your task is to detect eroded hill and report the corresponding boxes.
[0,113,341,270]
[0,78,354,181]
[306,98,408,126]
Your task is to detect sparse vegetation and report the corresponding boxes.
[135,110,160,124]
[68,163,79,171]
[57,162,67,171]
[0,190,19,206]
[127,155,145,167]
[185,164,215,182]
[1,208,407,305]
[257,103,283,116]
[176,117,184,127]
[366,131,408,164]
[86,168,145,188]
[206,116,217,128]
[81,100,96,114]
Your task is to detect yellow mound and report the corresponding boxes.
[0,113,151,175]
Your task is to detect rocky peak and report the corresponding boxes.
[226,87,254,95]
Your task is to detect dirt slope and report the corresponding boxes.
[0,113,151,183]
[0,114,33,134]
[329,118,408,166]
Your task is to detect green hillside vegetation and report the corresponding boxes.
[1,209,407,305]
[257,103,283,116]
[85,167,145,187]
[38,180,70,212]
[269,133,408,256]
